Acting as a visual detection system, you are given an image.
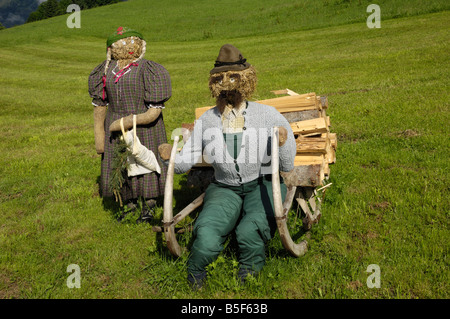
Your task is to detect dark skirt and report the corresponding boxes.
[100,109,168,202]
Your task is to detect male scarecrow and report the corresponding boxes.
[159,44,296,288]
[88,27,171,219]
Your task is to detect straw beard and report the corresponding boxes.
[216,90,244,114]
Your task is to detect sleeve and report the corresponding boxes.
[173,116,204,174]
[143,60,172,106]
[88,61,108,107]
[273,109,296,172]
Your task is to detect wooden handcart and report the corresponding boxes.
[154,89,337,258]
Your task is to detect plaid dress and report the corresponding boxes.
[88,59,171,202]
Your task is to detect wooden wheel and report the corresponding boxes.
[272,127,308,257]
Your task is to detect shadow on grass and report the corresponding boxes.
[99,173,309,262]
[154,174,313,262]
[96,175,121,218]
[149,174,202,260]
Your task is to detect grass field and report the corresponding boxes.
[0,0,449,299]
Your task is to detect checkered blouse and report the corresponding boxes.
[88,59,171,201]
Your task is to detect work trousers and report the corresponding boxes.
[187,176,287,275]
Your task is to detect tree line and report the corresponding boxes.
[27,0,122,23]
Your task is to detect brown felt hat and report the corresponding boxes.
[210,44,251,74]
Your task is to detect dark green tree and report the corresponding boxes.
[26,3,47,23]
[45,0,63,18]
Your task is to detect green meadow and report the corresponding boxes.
[0,0,448,299]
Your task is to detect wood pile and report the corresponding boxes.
[182,89,336,188]
[268,90,336,187]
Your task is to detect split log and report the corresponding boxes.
[294,154,324,166]
[329,132,337,150]
[325,143,336,164]
[290,117,328,136]
[323,161,330,178]
[296,136,328,154]
[271,88,300,96]
[256,93,320,114]
[281,164,324,188]
[282,110,321,123]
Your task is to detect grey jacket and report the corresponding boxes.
[174,101,296,186]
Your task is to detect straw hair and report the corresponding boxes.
[105,36,147,74]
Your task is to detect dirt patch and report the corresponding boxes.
[338,133,360,144]
[91,189,100,198]
[36,218,45,232]
[326,88,371,96]
[286,287,307,298]
[347,280,363,291]
[367,230,378,239]
[370,201,391,211]
[351,230,379,242]
[0,191,23,202]
[397,129,420,138]
[0,273,22,299]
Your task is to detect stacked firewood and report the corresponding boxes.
[265,89,336,187]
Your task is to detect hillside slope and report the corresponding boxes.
[0,0,448,299]
[1,0,449,44]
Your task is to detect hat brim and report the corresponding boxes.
[210,61,251,74]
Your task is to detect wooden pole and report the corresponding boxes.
[163,136,182,257]
[272,127,308,257]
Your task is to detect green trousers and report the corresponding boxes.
[187,176,287,275]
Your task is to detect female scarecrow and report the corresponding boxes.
[159,44,296,288]
[89,27,171,219]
